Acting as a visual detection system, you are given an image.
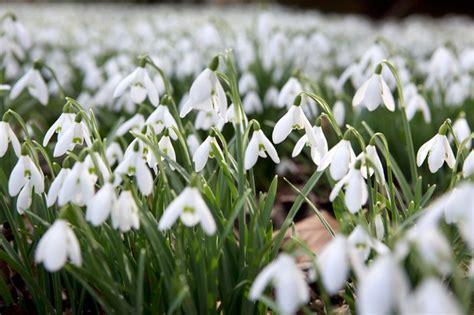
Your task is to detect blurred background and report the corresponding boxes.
[2,0,474,18]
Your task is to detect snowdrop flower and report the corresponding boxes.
[158,133,176,170]
[86,182,116,226]
[250,254,309,315]
[373,213,385,240]
[105,142,124,166]
[404,83,431,123]
[35,219,81,272]
[264,86,279,106]
[242,91,263,114]
[417,124,455,173]
[46,167,70,207]
[408,226,452,275]
[292,121,328,165]
[238,71,258,94]
[347,226,372,264]
[180,60,228,121]
[146,105,178,140]
[314,235,349,295]
[58,161,95,207]
[158,184,216,235]
[195,110,224,131]
[43,111,75,147]
[272,97,317,146]
[115,113,145,137]
[463,150,474,178]
[115,143,153,196]
[111,190,140,232]
[451,113,471,149]
[426,46,459,88]
[8,154,44,213]
[352,64,395,112]
[277,77,303,108]
[329,161,368,213]
[332,100,345,127]
[357,255,409,315]
[84,152,111,182]
[53,115,92,157]
[318,136,356,180]
[244,123,279,170]
[2,15,30,49]
[192,134,223,172]
[10,63,49,105]
[0,121,21,157]
[113,65,159,106]
[357,144,386,185]
[403,278,462,315]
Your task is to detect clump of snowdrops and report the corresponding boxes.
[0,6,473,315]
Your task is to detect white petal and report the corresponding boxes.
[416,136,436,166]
[352,79,369,107]
[249,260,279,300]
[244,134,259,170]
[113,69,137,98]
[8,156,27,196]
[136,158,153,196]
[143,71,159,106]
[381,78,395,111]
[272,107,294,144]
[192,137,212,172]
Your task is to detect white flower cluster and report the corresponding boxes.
[1,5,473,315]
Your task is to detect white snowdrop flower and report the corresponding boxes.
[10,65,49,105]
[374,213,385,240]
[347,226,372,264]
[0,121,21,157]
[111,190,140,232]
[53,116,92,157]
[58,161,95,207]
[43,112,75,147]
[403,278,462,315]
[192,135,223,172]
[158,186,216,235]
[417,126,455,173]
[318,138,356,180]
[8,154,44,214]
[292,124,328,166]
[426,46,459,88]
[115,144,153,196]
[180,63,228,122]
[35,219,81,272]
[404,83,431,123]
[115,113,145,137]
[278,77,303,108]
[145,105,178,140]
[463,150,474,178]
[84,152,111,182]
[451,113,471,149]
[86,182,116,226]
[244,126,279,170]
[158,134,176,170]
[238,71,258,95]
[113,66,159,106]
[264,86,279,107]
[122,137,157,173]
[272,100,317,146]
[332,100,345,127]
[105,142,124,166]
[186,134,201,156]
[314,235,349,295]
[2,15,30,49]
[409,226,452,275]
[195,110,224,131]
[250,254,309,315]
[352,65,395,112]
[357,144,386,185]
[357,255,409,315]
[242,91,263,114]
[46,168,70,207]
[443,182,474,229]
[329,163,368,213]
